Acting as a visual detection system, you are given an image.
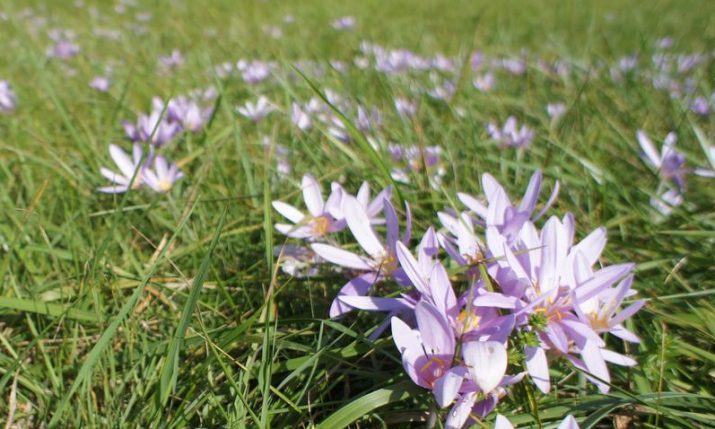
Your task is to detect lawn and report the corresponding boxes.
[0,0,714,427]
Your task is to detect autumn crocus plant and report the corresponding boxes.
[273,170,642,428]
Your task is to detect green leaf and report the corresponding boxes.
[317,381,417,429]
[0,296,97,322]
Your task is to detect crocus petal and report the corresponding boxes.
[415,300,455,355]
[519,170,542,214]
[311,243,372,270]
[533,180,560,221]
[109,144,137,179]
[391,316,421,356]
[576,263,634,302]
[402,202,412,244]
[473,292,518,309]
[433,367,466,408]
[445,392,477,429]
[272,201,305,223]
[558,415,580,429]
[100,167,129,185]
[396,241,430,296]
[457,192,488,219]
[637,129,661,168]
[601,349,637,366]
[384,198,400,246]
[429,262,457,316]
[462,340,507,394]
[581,340,610,393]
[329,272,380,318]
[572,227,606,266]
[97,185,129,194]
[337,296,411,312]
[495,415,515,429]
[302,173,324,216]
[610,324,641,343]
[343,195,386,259]
[525,346,550,393]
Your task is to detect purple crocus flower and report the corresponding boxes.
[0,80,17,112]
[487,116,535,148]
[158,49,184,69]
[391,301,458,397]
[650,189,683,216]
[291,103,311,131]
[444,342,517,429]
[274,244,319,278]
[574,274,644,350]
[311,194,410,317]
[637,129,687,190]
[394,97,417,118]
[691,96,710,116]
[547,102,566,120]
[428,78,456,101]
[331,16,356,30]
[656,37,673,49]
[457,170,559,245]
[167,96,212,132]
[46,39,80,59]
[326,115,350,143]
[239,60,272,84]
[486,214,636,393]
[89,76,110,92]
[473,73,495,92]
[356,105,382,133]
[142,155,184,192]
[97,143,146,193]
[272,173,346,240]
[236,96,275,122]
[123,109,181,147]
[437,211,484,266]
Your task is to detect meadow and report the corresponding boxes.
[1,0,714,427]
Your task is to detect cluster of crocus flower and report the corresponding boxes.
[273,170,643,428]
[387,143,445,187]
[46,29,80,60]
[487,117,535,149]
[98,91,214,194]
[636,130,714,216]
[122,95,209,146]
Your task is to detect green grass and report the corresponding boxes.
[0,0,714,427]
